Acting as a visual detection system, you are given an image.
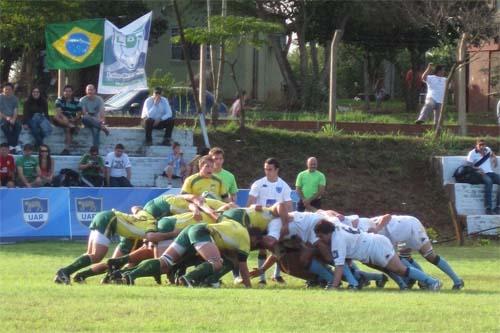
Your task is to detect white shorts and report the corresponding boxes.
[386,217,430,251]
[367,234,395,268]
[89,229,110,247]
[267,218,282,241]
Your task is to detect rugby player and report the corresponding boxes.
[314,220,443,291]
[181,155,230,202]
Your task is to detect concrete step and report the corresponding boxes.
[1,126,194,157]
[436,156,500,185]
[13,155,195,187]
[464,215,500,235]
[447,183,499,215]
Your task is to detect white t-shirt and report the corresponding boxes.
[249,176,292,207]
[105,152,132,177]
[467,147,494,174]
[425,75,446,103]
[330,223,372,266]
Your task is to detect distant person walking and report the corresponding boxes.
[295,157,326,212]
[415,63,446,126]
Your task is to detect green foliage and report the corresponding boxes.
[147,69,177,96]
[425,43,456,69]
[426,227,439,241]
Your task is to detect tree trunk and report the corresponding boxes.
[329,30,344,129]
[363,52,371,111]
[320,40,331,86]
[456,33,468,136]
[297,27,309,108]
[228,60,244,129]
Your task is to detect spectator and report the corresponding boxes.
[79,145,105,187]
[209,146,238,202]
[0,142,15,187]
[163,141,186,189]
[79,84,109,148]
[186,146,210,176]
[23,87,52,148]
[38,144,55,186]
[181,155,229,201]
[105,143,132,187]
[16,143,41,188]
[53,85,81,155]
[141,87,174,146]
[295,157,326,212]
[248,157,292,285]
[415,63,447,125]
[0,82,22,154]
[466,139,500,215]
[230,90,247,118]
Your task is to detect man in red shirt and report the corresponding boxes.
[0,142,15,187]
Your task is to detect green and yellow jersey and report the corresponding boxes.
[181,173,228,201]
[207,219,250,261]
[157,211,216,233]
[143,195,192,219]
[113,209,157,240]
[221,207,275,231]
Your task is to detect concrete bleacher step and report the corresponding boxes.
[436,156,500,185]
[12,155,193,187]
[447,183,499,215]
[1,126,194,157]
[464,215,500,236]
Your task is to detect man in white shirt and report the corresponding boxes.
[141,87,174,146]
[415,63,447,126]
[248,157,292,284]
[105,143,132,187]
[467,139,499,214]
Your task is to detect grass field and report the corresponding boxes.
[1,241,499,332]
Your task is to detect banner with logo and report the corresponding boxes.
[98,12,152,94]
[0,188,71,240]
[45,19,104,70]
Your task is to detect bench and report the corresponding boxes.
[437,156,500,237]
[0,126,194,157]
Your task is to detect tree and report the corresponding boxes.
[178,15,282,129]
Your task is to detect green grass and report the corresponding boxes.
[1,241,499,332]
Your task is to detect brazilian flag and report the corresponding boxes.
[45,19,104,70]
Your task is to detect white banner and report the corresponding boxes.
[98,12,152,94]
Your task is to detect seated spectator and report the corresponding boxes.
[79,145,104,187]
[0,82,22,154]
[105,143,132,187]
[185,147,210,177]
[16,143,41,188]
[52,85,81,155]
[0,142,15,187]
[80,84,109,148]
[23,87,52,148]
[163,141,186,188]
[466,138,500,215]
[38,144,55,186]
[141,87,174,146]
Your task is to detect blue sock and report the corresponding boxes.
[308,259,333,282]
[435,256,461,284]
[273,264,281,278]
[358,271,383,282]
[343,265,359,287]
[388,272,408,289]
[408,258,423,271]
[258,255,266,282]
[400,258,417,286]
[407,266,437,286]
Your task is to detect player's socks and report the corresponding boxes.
[128,259,161,279]
[205,261,234,284]
[128,248,154,265]
[232,267,240,279]
[183,262,214,284]
[387,272,408,289]
[433,256,461,284]
[258,254,266,282]
[76,267,101,279]
[307,259,333,282]
[358,271,384,282]
[273,264,282,279]
[62,254,92,275]
[405,266,437,286]
[109,255,130,269]
[407,257,423,271]
[343,266,359,287]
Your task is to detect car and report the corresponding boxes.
[104,88,149,116]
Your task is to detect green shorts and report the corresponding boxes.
[173,223,212,254]
[157,216,176,233]
[220,208,247,226]
[89,211,116,235]
[143,197,171,219]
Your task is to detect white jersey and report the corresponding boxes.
[249,176,292,207]
[371,215,429,250]
[287,212,325,244]
[338,215,375,232]
[330,223,372,266]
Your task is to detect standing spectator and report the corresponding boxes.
[141,87,174,146]
[79,145,104,187]
[181,155,229,201]
[163,141,186,189]
[53,85,81,155]
[105,143,132,187]
[415,63,447,125]
[230,90,247,118]
[16,143,41,188]
[0,142,15,187]
[23,87,52,148]
[209,146,238,202]
[248,157,292,284]
[38,144,55,186]
[79,84,109,148]
[0,83,22,153]
[466,139,500,215]
[295,157,326,212]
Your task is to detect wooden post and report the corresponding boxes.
[57,70,66,97]
[448,201,464,246]
[456,33,468,136]
[328,29,343,129]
